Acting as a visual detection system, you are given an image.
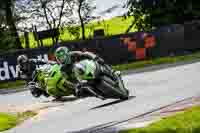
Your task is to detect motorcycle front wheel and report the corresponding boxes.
[99,76,129,100]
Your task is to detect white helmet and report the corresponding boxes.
[17,54,28,64]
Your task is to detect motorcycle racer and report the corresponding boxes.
[54,46,121,97]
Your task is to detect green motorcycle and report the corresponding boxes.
[29,64,74,99]
[73,59,129,100]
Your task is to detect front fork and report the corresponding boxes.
[76,81,105,100]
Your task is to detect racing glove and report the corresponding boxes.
[94,56,105,65]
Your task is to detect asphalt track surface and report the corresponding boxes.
[1,62,200,133]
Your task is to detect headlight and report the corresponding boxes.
[74,63,86,78]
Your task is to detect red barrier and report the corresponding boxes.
[136,48,146,60]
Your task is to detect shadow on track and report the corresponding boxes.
[90,96,136,110]
[66,121,118,133]
[42,96,78,103]
[53,97,79,102]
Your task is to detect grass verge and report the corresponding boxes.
[0,80,26,89]
[0,111,37,132]
[120,106,200,133]
[0,113,17,132]
[113,52,200,71]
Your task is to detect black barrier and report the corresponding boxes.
[34,28,60,40]
[0,24,190,82]
[0,47,51,82]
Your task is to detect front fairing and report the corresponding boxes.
[35,64,52,89]
[73,60,97,81]
[46,64,74,96]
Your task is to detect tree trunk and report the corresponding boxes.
[5,0,22,49]
[125,20,136,33]
[78,1,86,40]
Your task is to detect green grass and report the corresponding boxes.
[0,80,26,89]
[21,16,135,48]
[112,52,200,71]
[120,106,200,133]
[0,111,37,132]
[0,113,18,132]
[16,111,37,123]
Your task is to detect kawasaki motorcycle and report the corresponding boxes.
[29,64,74,99]
[73,59,129,100]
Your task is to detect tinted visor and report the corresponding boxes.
[56,51,66,64]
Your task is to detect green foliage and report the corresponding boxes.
[121,106,200,133]
[0,29,17,51]
[125,1,153,32]
[126,0,200,29]
[66,26,81,40]
[0,0,23,50]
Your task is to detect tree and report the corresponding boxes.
[67,25,80,40]
[16,0,76,45]
[0,11,16,51]
[124,0,153,32]
[75,0,96,40]
[0,0,22,49]
[125,0,200,32]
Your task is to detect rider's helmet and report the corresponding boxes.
[55,46,71,65]
[17,54,28,65]
[17,54,29,72]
